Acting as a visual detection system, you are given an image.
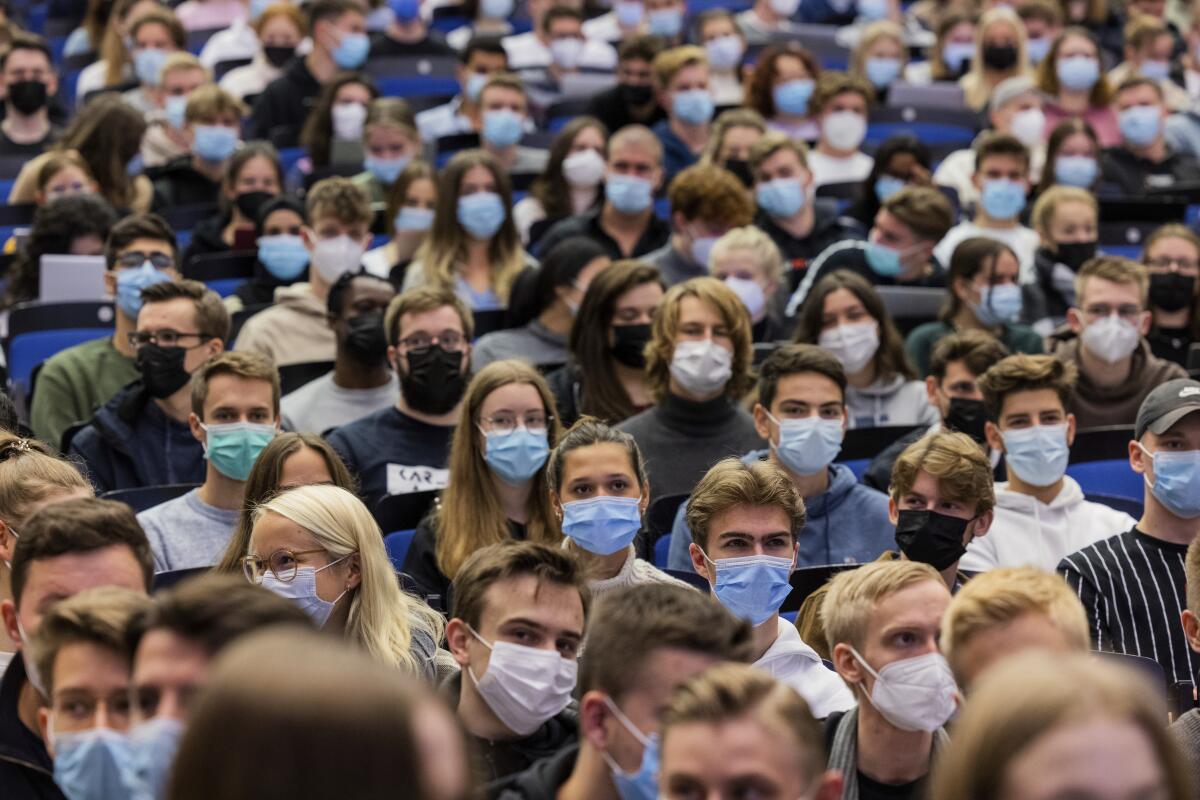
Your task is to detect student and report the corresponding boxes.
[846,134,931,233]
[513,117,607,247]
[120,8,187,116]
[370,0,456,57]
[696,10,747,106]
[906,10,974,83]
[1143,224,1200,368]
[794,271,939,429]
[651,46,714,183]
[500,0,617,74]
[906,238,1044,375]
[444,541,588,784]
[616,277,763,501]
[1027,184,1099,334]
[403,360,562,602]
[1175,533,1200,781]
[236,177,373,367]
[584,35,667,135]
[707,226,789,342]
[0,497,153,799]
[698,108,765,182]
[281,270,398,435]
[1059,378,1200,688]
[687,458,855,717]
[537,6,612,88]
[298,73,378,178]
[1100,76,1200,195]
[1019,0,1063,64]
[807,73,875,189]
[473,238,609,372]
[667,345,894,572]
[141,53,213,170]
[227,196,309,312]
[960,7,1030,112]
[933,133,1040,283]
[0,34,60,156]
[364,160,437,281]
[349,98,421,209]
[1036,27,1120,146]
[1036,118,1103,196]
[1109,14,1190,111]
[219,3,308,103]
[70,281,229,494]
[644,163,754,288]
[536,124,670,261]
[962,354,1134,572]
[1049,256,1187,428]
[31,213,180,450]
[416,36,510,142]
[939,566,1090,691]
[181,142,283,269]
[743,43,821,142]
[138,352,279,572]
[250,0,370,142]
[150,85,247,212]
[849,21,907,102]
[471,74,547,176]
[822,559,956,798]
[26,153,100,209]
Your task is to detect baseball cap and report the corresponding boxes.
[1135,378,1200,440]
[989,76,1041,113]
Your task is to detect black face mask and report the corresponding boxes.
[724,158,754,189]
[619,83,653,106]
[1149,272,1196,313]
[981,44,1018,70]
[611,323,651,368]
[401,345,466,415]
[8,80,47,115]
[235,191,274,221]
[1054,240,1096,273]
[263,45,295,68]
[136,344,192,399]
[895,509,972,571]
[944,397,988,445]
[344,311,389,364]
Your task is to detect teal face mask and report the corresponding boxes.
[201,422,277,481]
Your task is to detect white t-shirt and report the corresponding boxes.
[934,220,1041,284]
[500,31,617,71]
[807,150,874,189]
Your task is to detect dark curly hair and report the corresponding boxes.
[4,194,119,309]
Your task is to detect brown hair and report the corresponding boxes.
[190,351,280,418]
[0,32,52,71]
[617,33,663,63]
[1143,224,1200,339]
[745,43,820,118]
[546,416,647,498]
[0,434,89,531]
[748,131,810,173]
[56,94,148,210]
[883,186,955,243]
[699,108,767,167]
[184,84,247,125]
[973,131,1031,174]
[810,71,875,115]
[33,586,150,698]
[530,116,608,222]
[652,45,708,89]
[1035,27,1113,107]
[1075,255,1149,307]
[756,343,846,411]
[449,540,590,629]
[384,160,437,238]
[128,8,186,53]
[300,71,379,168]
[930,11,976,82]
[685,458,806,553]
[979,353,1077,422]
[928,329,1011,381]
[667,164,755,228]
[383,286,474,346]
[306,175,373,228]
[140,279,231,341]
[363,96,417,141]
[941,237,1019,323]
[890,429,996,514]
[105,212,177,270]
[255,2,308,37]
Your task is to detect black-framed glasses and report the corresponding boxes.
[127,330,211,349]
[396,330,466,351]
[241,548,326,584]
[116,251,174,270]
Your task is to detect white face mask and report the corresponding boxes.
[1081,313,1140,364]
[312,234,366,283]
[16,618,47,697]
[669,339,733,397]
[561,148,606,189]
[821,111,867,149]
[1009,107,1046,149]
[724,276,767,321]
[330,101,367,141]
[466,625,578,736]
[849,647,958,732]
[817,321,879,374]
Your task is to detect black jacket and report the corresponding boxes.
[249,58,323,143]
[489,745,579,800]
[149,155,221,212]
[180,215,230,271]
[402,513,527,609]
[0,656,64,800]
[584,86,665,139]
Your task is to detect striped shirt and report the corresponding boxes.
[1059,527,1196,686]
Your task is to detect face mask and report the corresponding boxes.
[1003,423,1069,487]
[8,80,48,115]
[1139,59,1170,81]
[16,621,45,696]
[1056,55,1100,91]
[603,697,659,800]
[615,0,644,27]
[331,102,367,141]
[669,339,733,397]
[942,42,973,74]
[550,37,585,69]
[457,191,507,239]
[1010,107,1045,148]
[261,557,350,626]
[364,154,410,185]
[980,179,1026,220]
[619,83,654,106]
[818,321,879,374]
[981,43,1018,70]
[606,174,653,214]
[705,35,745,71]
[137,344,192,399]
[944,397,987,444]
[973,283,1023,326]
[647,7,683,37]
[483,428,550,484]
[331,30,370,69]
[1026,36,1051,64]
[857,0,888,20]
[482,109,524,148]
[1119,104,1162,147]
[1139,444,1200,519]
[1053,155,1098,188]
[689,233,718,267]
[51,725,135,800]
[865,57,902,89]
[756,177,806,219]
[562,495,643,555]
[116,261,173,320]
[1149,272,1196,313]
[312,235,365,283]
[134,48,168,86]
[257,234,310,280]
[126,717,185,800]
[770,0,801,13]
[465,72,489,102]
[1082,314,1140,364]
[874,174,906,203]
[1055,240,1096,272]
[480,0,514,19]
[201,422,276,481]
[402,345,466,414]
[163,94,188,130]
[672,89,714,126]
[395,206,435,232]
[773,79,814,115]
[562,148,606,189]
[467,627,578,735]
[264,44,295,68]
[821,110,867,149]
[192,125,238,163]
[894,508,971,571]
[344,311,389,364]
[235,191,272,222]
[724,276,767,320]
[768,411,843,476]
[127,152,145,178]
[704,552,794,625]
[391,0,421,22]
[611,323,651,368]
[848,648,958,732]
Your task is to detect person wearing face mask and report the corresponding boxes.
[364,160,436,281]
[651,46,716,184]
[180,144,284,270]
[1108,15,1191,112]
[0,34,61,157]
[150,86,248,212]
[121,10,187,116]
[696,10,747,106]
[500,0,617,75]
[514,117,608,248]
[369,0,457,57]
[350,98,422,209]
[1017,0,1063,68]
[419,37,511,142]
[685,458,855,716]
[959,7,1029,112]
[1143,225,1200,368]
[1036,27,1121,147]
[1059,379,1200,689]
[472,74,549,177]
[443,541,587,784]
[1049,256,1186,428]
[496,584,753,800]
[210,2,307,103]
[69,281,228,494]
[225,196,310,312]
[584,36,668,135]
[236,177,373,366]
[139,54,211,171]
[807,73,875,189]
[736,0,804,43]
[850,22,908,105]
[1101,77,1200,196]
[707,227,790,342]
[1027,185,1099,334]
[667,345,894,573]
[616,278,764,502]
[644,164,754,288]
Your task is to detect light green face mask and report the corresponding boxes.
[201,422,277,481]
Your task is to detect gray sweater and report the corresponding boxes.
[1170,708,1200,792]
[137,488,241,572]
[471,320,568,373]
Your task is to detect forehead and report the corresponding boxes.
[481,85,525,106]
[771,371,842,405]
[248,510,317,553]
[132,628,210,685]
[867,579,950,637]
[344,277,396,307]
[204,374,274,407]
[53,640,131,693]
[1118,84,1159,105]
[264,208,303,228]
[479,382,544,416]
[709,504,792,537]
[397,304,464,336]
[677,294,722,324]
[138,297,197,331]
[21,546,147,611]
[941,359,979,385]
[662,717,810,791]
[120,236,173,257]
[1080,275,1140,304]
[1000,387,1064,417]
[477,574,585,631]
[561,442,637,481]
[6,48,49,70]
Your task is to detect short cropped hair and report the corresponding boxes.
[449,541,591,631]
[821,559,943,653]
[1116,74,1165,101]
[190,351,281,418]
[140,279,231,342]
[978,354,1077,422]
[308,0,368,26]
[653,45,708,88]
[748,131,809,173]
[306,176,372,228]
[33,586,150,697]
[686,458,806,553]
[608,123,663,164]
[129,9,187,51]
[709,226,785,284]
[890,429,996,515]
[667,164,755,228]
[882,186,954,243]
[618,33,663,64]
[810,72,874,115]
[1030,185,1097,239]
[105,213,178,271]
[1075,255,1149,306]
[0,32,53,71]
[757,344,846,411]
[1017,0,1063,26]
[384,286,474,346]
[973,131,1031,173]
[928,329,1011,382]
[160,51,210,84]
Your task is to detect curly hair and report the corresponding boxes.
[667,163,755,228]
[4,194,119,309]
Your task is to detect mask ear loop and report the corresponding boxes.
[599,695,652,778]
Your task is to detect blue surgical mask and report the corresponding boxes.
[942,42,973,73]
[127,717,185,800]
[874,174,906,202]
[192,124,238,163]
[1139,59,1170,81]
[260,557,350,626]
[391,0,421,22]
[480,0,514,18]
[457,191,506,239]
[865,57,902,89]
[257,234,310,280]
[603,697,659,800]
[1053,155,1098,188]
[756,177,806,218]
[768,412,844,476]
[705,553,794,625]
[201,422,276,481]
[395,206,434,232]
[1139,444,1200,519]
[616,0,645,27]
[1002,423,1069,487]
[164,94,187,130]
[1056,55,1099,92]
[483,428,550,484]
[465,72,489,102]
[116,261,173,320]
[857,0,888,21]
[51,725,135,800]
[647,7,683,37]
[562,496,643,555]
[974,283,1023,326]
[482,109,524,148]
[332,31,370,69]
[1025,36,1051,64]
[672,89,714,126]
[134,48,168,86]
[772,78,814,115]
[364,154,410,185]
[980,179,1026,220]
[605,174,653,214]
[865,240,903,277]
[1119,105,1162,147]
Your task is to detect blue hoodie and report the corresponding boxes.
[667,452,894,571]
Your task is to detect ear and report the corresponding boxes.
[924,375,939,406]
[208,337,225,358]
[887,495,898,525]
[1130,438,1150,476]
[45,73,58,99]
[550,489,564,521]
[344,553,362,591]
[1183,609,1200,652]
[984,420,1004,454]
[971,508,993,538]
[670,210,687,232]
[689,541,714,584]
[831,642,865,686]
[301,226,317,252]
[1065,413,1076,446]
[188,412,205,444]
[815,771,845,800]
[1,599,18,645]
[103,269,119,298]
[387,344,402,373]
[33,190,45,206]
[1137,310,1152,337]
[1066,306,1083,334]
[752,402,773,441]
[37,707,52,757]
[579,690,615,750]
[445,618,471,667]
[638,482,651,516]
[650,165,665,193]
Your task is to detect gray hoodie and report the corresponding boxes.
[846,374,940,429]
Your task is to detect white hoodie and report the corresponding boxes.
[960,477,1135,573]
[755,618,856,718]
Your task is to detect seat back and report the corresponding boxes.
[1085,492,1144,519]
[385,529,418,572]
[184,251,257,296]
[102,483,200,513]
[664,569,711,593]
[5,300,115,389]
[781,563,861,612]
[278,360,334,395]
[374,490,440,532]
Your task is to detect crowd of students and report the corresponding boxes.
[4,0,1200,796]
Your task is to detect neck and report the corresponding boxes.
[465,238,491,265]
[492,475,533,524]
[1005,469,1064,505]
[191,155,227,182]
[538,305,573,337]
[818,141,856,159]
[951,307,986,331]
[612,359,651,406]
[856,703,935,784]
[17,675,39,736]
[333,354,391,390]
[309,272,331,301]
[113,312,136,358]
[198,468,246,511]
[156,386,192,424]
[570,186,598,215]
[669,118,709,153]
[1058,88,1090,112]
[1141,496,1200,546]
[776,205,816,238]
[458,678,519,741]
[938,560,958,591]
[578,546,628,581]
[669,379,723,404]
[974,210,1017,229]
[396,394,460,426]
[2,108,48,142]
[600,202,650,232]
[1155,308,1191,328]
[306,48,337,83]
[486,143,517,170]
[559,743,621,800]
[1131,137,1168,162]
[846,363,877,389]
[791,463,831,498]
[1079,342,1132,388]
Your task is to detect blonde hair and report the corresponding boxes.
[748,131,810,172]
[821,560,943,653]
[363,97,418,143]
[653,45,708,89]
[1030,185,1097,239]
[185,84,248,125]
[435,361,563,580]
[709,226,786,284]
[699,108,766,166]
[32,585,150,697]
[159,51,209,85]
[931,651,1192,800]
[939,567,1090,684]
[0,434,90,530]
[890,429,996,516]
[850,20,908,77]
[685,458,805,553]
[252,485,445,674]
[961,7,1029,110]
[1074,255,1149,307]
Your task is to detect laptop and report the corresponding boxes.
[38,254,108,303]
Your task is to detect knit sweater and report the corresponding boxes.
[1171,708,1200,793]
[1049,334,1187,429]
[584,546,690,600]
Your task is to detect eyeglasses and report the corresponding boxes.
[1146,256,1200,273]
[396,330,466,352]
[479,413,551,436]
[1083,303,1142,320]
[116,251,174,270]
[242,547,326,584]
[127,330,211,349]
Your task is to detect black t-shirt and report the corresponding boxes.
[0,123,60,157]
[249,58,322,143]
[149,156,222,212]
[368,30,456,57]
[584,85,665,136]
[858,772,925,800]
[1148,325,1193,368]
[1099,145,1200,195]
